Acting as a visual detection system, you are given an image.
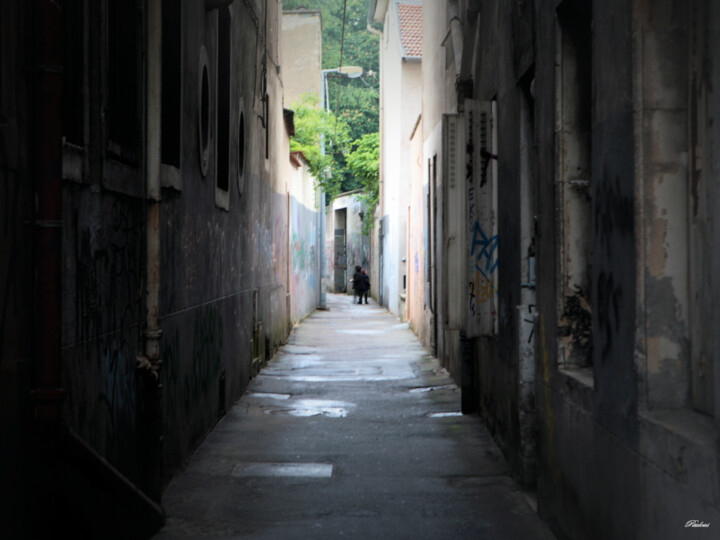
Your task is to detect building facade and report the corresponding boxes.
[0,1,322,537]
[374,0,720,537]
[370,0,423,319]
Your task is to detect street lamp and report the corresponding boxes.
[321,66,363,111]
[318,66,363,310]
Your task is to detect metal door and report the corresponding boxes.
[334,228,346,292]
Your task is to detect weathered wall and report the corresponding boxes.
[0,1,33,535]
[2,0,316,534]
[59,0,148,490]
[378,3,422,319]
[532,0,720,537]
[62,186,146,483]
[159,0,291,485]
[462,0,534,488]
[421,0,448,365]
[288,156,320,323]
[407,117,426,337]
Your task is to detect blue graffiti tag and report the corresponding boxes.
[470,221,498,278]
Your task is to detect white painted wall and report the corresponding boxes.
[379,3,422,319]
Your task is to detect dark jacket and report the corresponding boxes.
[352,271,364,291]
[361,273,370,292]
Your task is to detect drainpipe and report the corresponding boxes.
[136,0,163,501]
[30,0,64,425]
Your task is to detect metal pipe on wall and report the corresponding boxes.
[138,0,162,376]
[136,0,163,501]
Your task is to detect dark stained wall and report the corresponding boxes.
[0,1,33,537]
[467,0,536,488]
[155,0,293,486]
[1,0,307,536]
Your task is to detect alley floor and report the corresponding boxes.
[154,294,556,539]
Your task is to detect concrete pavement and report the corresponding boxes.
[154,294,555,539]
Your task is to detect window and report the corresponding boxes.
[215,6,231,210]
[161,0,181,169]
[198,46,210,177]
[63,0,84,147]
[217,7,230,192]
[556,0,592,368]
[107,0,140,163]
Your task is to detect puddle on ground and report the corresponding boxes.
[428,412,463,418]
[282,345,319,355]
[264,399,355,418]
[231,462,333,478]
[247,392,291,400]
[409,385,456,393]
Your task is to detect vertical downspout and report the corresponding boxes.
[137,0,163,501]
[30,0,64,424]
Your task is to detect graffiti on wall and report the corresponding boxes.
[76,198,143,342]
[101,340,136,429]
[73,196,144,436]
[289,198,319,320]
[466,107,499,319]
[188,304,223,404]
[254,215,286,285]
[162,328,180,420]
[468,222,498,313]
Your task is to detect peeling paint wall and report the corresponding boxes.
[419,0,720,537]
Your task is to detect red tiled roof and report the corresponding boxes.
[397,2,423,59]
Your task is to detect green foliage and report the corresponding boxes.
[284,0,380,204]
[346,132,379,235]
[283,0,380,141]
[289,93,351,199]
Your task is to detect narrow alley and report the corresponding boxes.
[5,1,720,538]
[154,294,554,539]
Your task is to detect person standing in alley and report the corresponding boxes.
[352,265,363,304]
[360,269,370,304]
